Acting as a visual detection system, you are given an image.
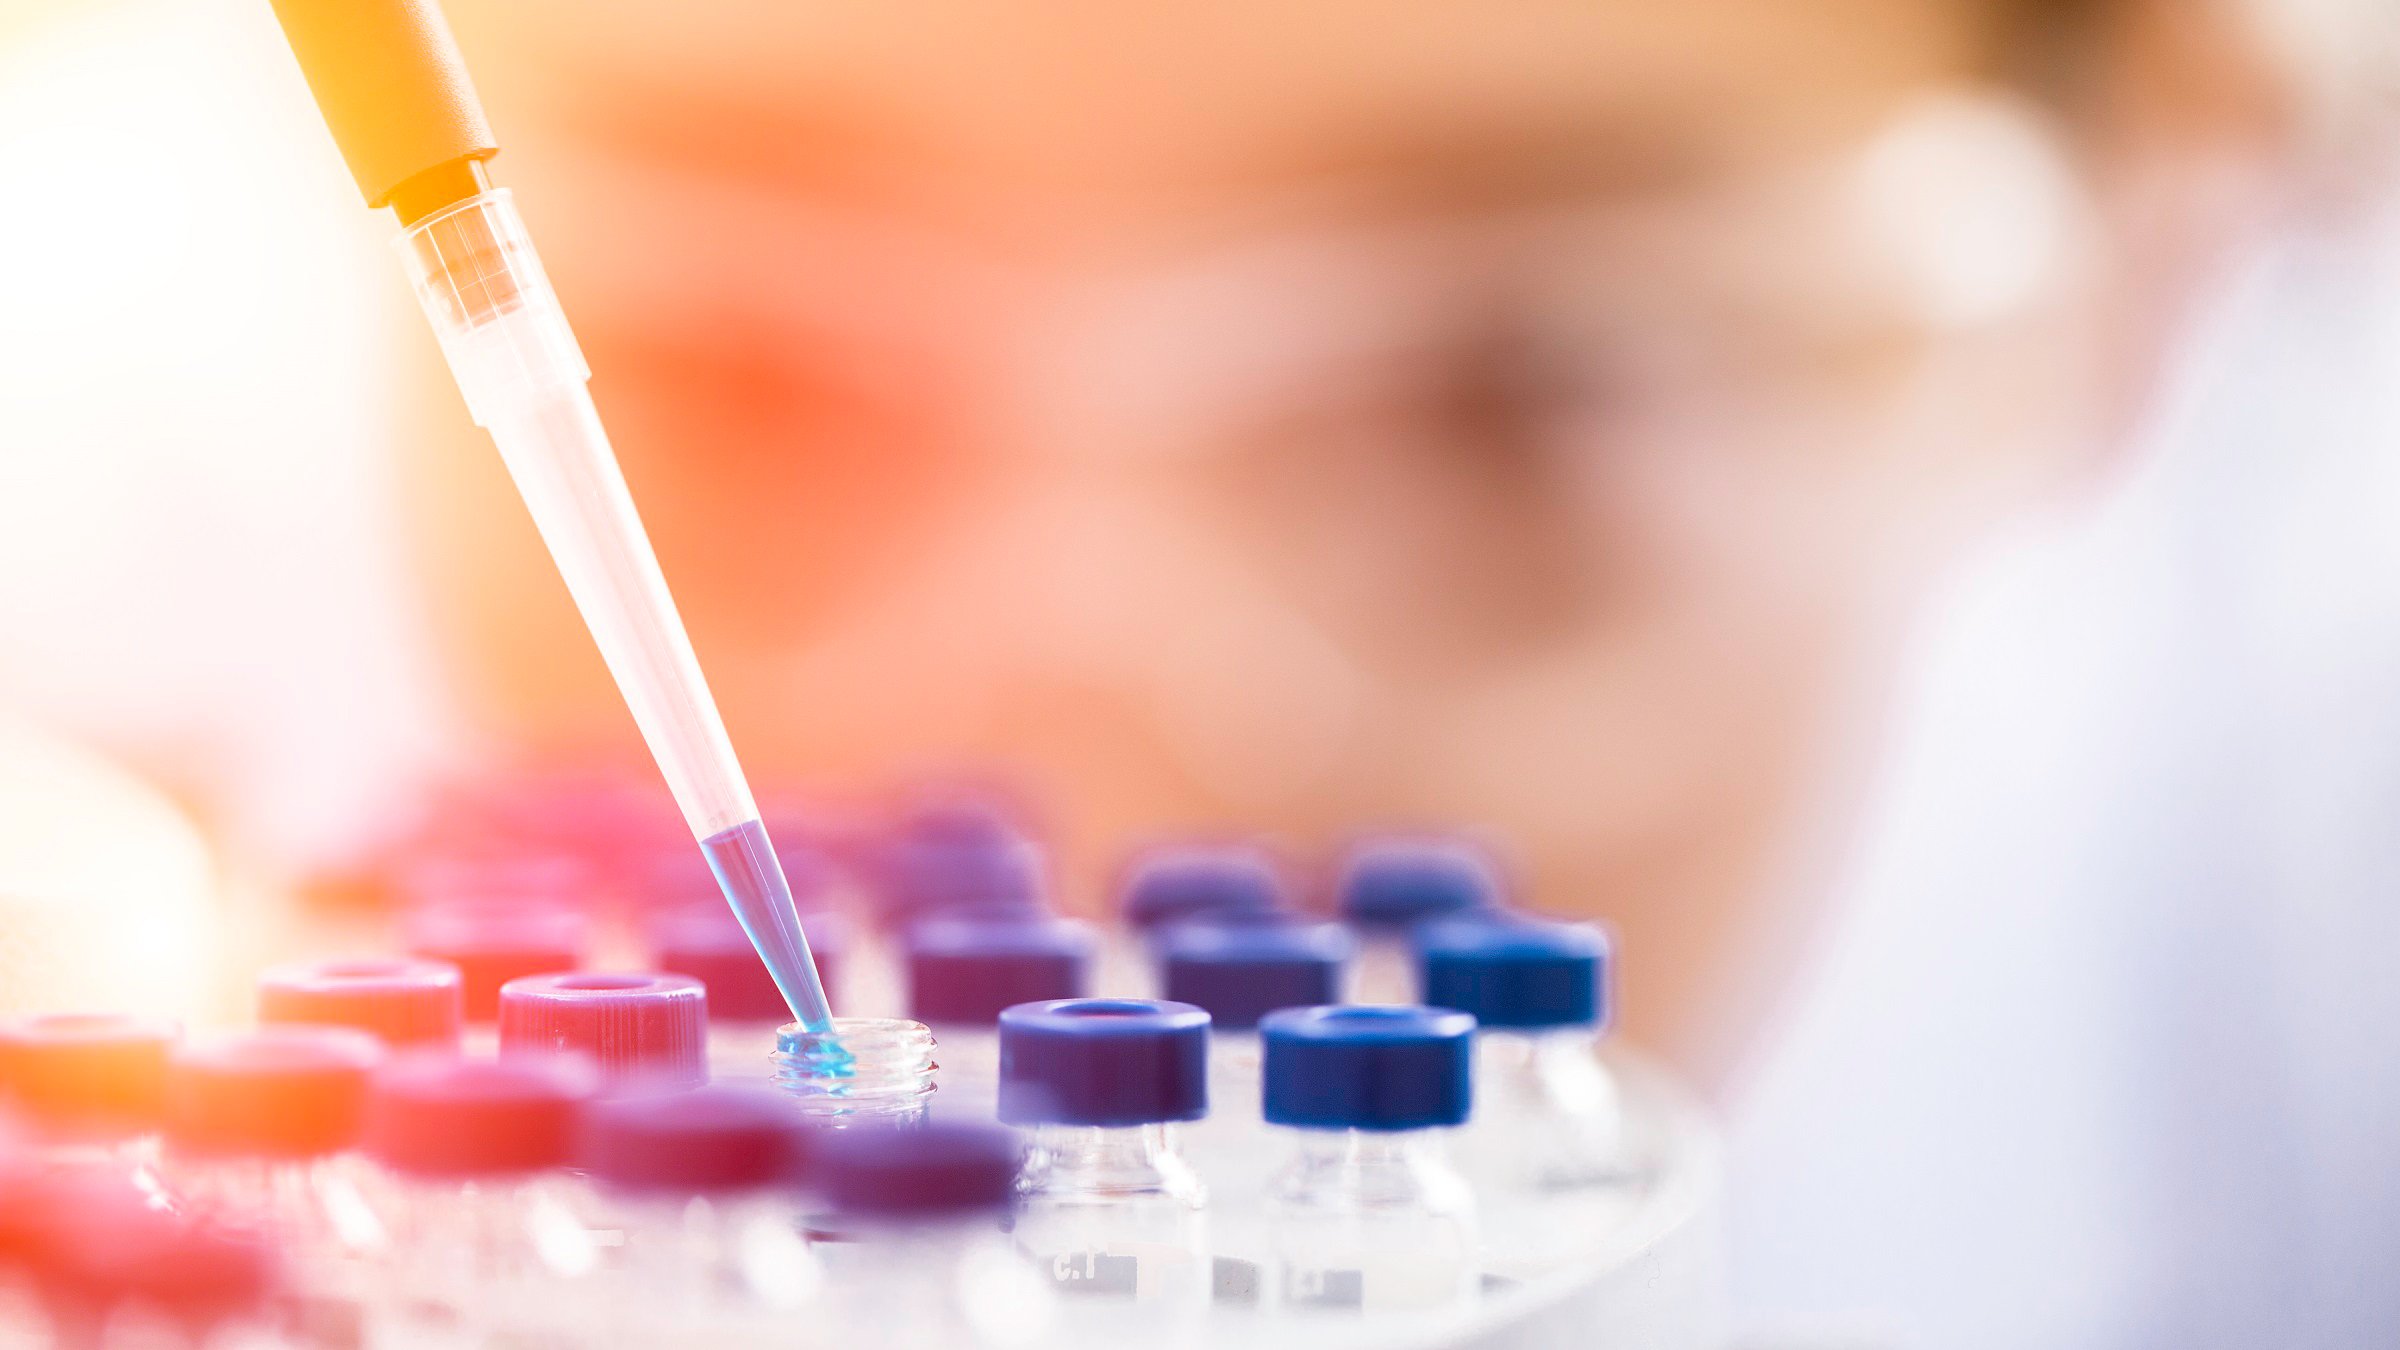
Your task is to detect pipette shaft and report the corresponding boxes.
[268,0,836,1033]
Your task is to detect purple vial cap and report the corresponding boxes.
[646,906,848,1023]
[581,1084,807,1194]
[1118,845,1291,930]
[1335,837,1509,929]
[497,972,707,1089]
[904,915,1094,1026]
[997,998,1210,1127]
[364,1052,598,1179]
[816,1122,1022,1218]
[1156,920,1354,1030]
[869,799,1048,925]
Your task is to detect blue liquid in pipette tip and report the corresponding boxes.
[701,819,839,1037]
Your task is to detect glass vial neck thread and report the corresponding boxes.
[772,1018,937,1125]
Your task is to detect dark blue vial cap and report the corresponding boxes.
[905,916,1095,1026]
[1415,917,1609,1030]
[1260,1005,1475,1131]
[1336,838,1507,929]
[997,999,1210,1127]
[1117,846,1290,930]
[1156,921,1354,1030]
[816,1121,1023,1218]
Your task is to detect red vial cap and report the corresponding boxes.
[498,973,707,1089]
[403,903,590,1023]
[165,1028,383,1160]
[365,1052,598,1179]
[258,957,465,1048]
[0,1014,178,1139]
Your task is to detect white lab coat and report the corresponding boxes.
[1729,196,2400,1348]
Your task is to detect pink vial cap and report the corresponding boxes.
[497,972,707,1088]
[165,1028,383,1159]
[0,1014,178,1138]
[404,903,590,1023]
[365,1052,598,1179]
[257,957,465,1048]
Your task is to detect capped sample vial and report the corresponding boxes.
[1416,917,1628,1195]
[402,900,590,1028]
[1334,838,1509,1001]
[0,1014,177,1187]
[1116,845,1291,933]
[1156,919,1352,1108]
[869,799,1048,930]
[1259,1005,1479,1314]
[814,1122,1056,1349]
[905,915,1094,1116]
[361,1053,599,1342]
[31,1184,283,1350]
[257,957,467,1050]
[161,1027,390,1344]
[998,999,1211,1311]
[578,1084,818,1338]
[497,972,708,1090]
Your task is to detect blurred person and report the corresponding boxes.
[407,0,2324,1064]
[365,0,2395,1345]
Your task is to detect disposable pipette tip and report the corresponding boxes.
[701,820,838,1036]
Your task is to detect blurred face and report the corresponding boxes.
[411,1,2183,1067]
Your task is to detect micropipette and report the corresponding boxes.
[266,0,837,1035]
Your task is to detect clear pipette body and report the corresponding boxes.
[397,189,835,1035]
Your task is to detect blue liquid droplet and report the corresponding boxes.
[775,1024,858,1081]
[700,819,836,1034]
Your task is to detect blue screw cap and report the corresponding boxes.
[997,999,1210,1128]
[905,916,1094,1026]
[1336,838,1507,929]
[1118,845,1290,930]
[1261,1005,1475,1131]
[1415,917,1609,1030]
[1156,920,1354,1030]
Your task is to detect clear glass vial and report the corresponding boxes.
[0,1013,178,1192]
[1259,1005,1480,1315]
[998,999,1212,1311]
[359,1053,600,1344]
[159,1028,391,1347]
[813,1122,1057,1350]
[30,1186,288,1350]
[1416,916,1629,1194]
[577,1084,820,1340]
[771,1018,937,1125]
